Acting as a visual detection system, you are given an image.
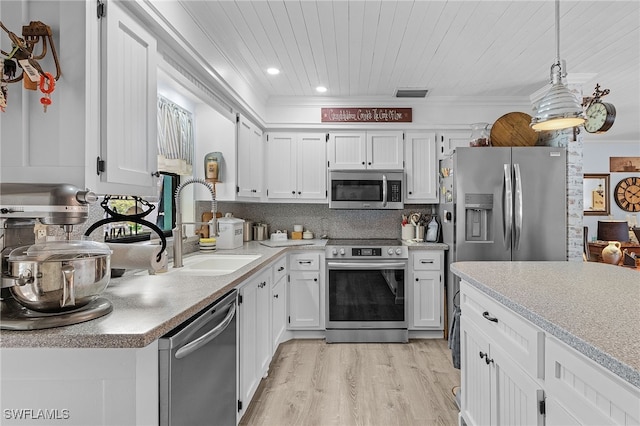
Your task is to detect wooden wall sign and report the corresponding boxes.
[321,108,412,123]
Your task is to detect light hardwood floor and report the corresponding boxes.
[240,339,461,426]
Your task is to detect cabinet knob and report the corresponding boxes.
[314,278,318,282]
[415,278,419,282]
[277,266,284,272]
[362,161,365,165]
[409,191,412,194]
[298,191,301,195]
[273,294,279,299]
[479,351,487,360]
[292,191,296,194]
[482,311,499,323]
[368,162,371,165]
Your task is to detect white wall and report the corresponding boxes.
[583,140,640,240]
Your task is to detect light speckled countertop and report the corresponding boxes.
[0,240,445,349]
[450,261,640,388]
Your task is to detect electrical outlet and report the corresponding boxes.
[34,223,47,240]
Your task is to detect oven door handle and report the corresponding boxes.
[327,261,406,270]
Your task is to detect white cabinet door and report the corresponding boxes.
[461,318,492,426]
[238,278,259,411]
[367,131,404,170]
[411,271,442,328]
[100,1,158,195]
[297,133,327,200]
[405,132,437,203]
[288,271,322,329]
[271,274,287,353]
[437,131,470,158]
[266,132,327,201]
[238,268,271,416]
[327,132,367,169]
[266,133,296,199]
[237,115,263,199]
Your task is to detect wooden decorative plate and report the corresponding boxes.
[490,112,538,147]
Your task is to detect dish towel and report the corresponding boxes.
[448,304,461,369]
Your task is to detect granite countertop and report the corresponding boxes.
[450,261,640,388]
[402,241,449,250]
[0,240,327,349]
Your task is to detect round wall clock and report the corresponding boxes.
[614,177,640,212]
[584,101,616,134]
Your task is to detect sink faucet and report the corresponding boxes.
[173,178,217,268]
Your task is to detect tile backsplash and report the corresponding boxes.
[198,202,437,240]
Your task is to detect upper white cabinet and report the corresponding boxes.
[0,2,158,196]
[97,0,158,195]
[437,131,470,159]
[328,131,403,170]
[405,132,438,203]
[236,114,264,199]
[266,132,327,201]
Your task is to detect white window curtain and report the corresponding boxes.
[157,96,194,176]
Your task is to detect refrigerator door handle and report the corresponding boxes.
[514,163,523,250]
[503,164,512,250]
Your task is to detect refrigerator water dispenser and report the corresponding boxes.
[464,194,493,241]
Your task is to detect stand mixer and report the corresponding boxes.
[1,183,113,330]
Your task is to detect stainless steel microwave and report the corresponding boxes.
[329,170,404,209]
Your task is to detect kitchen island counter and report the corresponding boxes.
[0,240,327,349]
[451,261,640,388]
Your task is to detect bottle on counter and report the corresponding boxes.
[426,216,440,242]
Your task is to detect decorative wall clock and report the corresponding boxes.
[614,176,640,212]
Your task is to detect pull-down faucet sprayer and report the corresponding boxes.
[173,178,217,268]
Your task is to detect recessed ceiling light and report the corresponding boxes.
[267,67,280,75]
[316,86,327,93]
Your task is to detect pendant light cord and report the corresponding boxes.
[555,0,561,64]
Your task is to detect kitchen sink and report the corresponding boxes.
[138,254,262,276]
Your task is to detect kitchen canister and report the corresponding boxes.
[601,241,622,265]
[401,224,415,241]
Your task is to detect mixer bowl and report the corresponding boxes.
[7,241,111,313]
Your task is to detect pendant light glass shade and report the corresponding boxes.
[530,0,586,131]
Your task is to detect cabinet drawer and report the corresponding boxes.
[545,336,640,425]
[273,256,287,283]
[289,252,321,271]
[460,281,544,379]
[412,251,442,271]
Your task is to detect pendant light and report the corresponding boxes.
[530,0,586,131]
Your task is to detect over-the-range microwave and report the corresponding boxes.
[328,170,404,210]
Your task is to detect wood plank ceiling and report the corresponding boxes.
[177,1,639,132]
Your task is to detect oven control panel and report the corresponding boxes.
[326,246,408,259]
[352,248,382,256]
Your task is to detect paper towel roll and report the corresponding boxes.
[107,243,168,273]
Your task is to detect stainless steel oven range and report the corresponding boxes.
[325,239,408,343]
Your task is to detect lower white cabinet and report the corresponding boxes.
[271,257,287,353]
[287,251,324,329]
[409,251,444,329]
[0,343,158,426]
[460,281,545,426]
[544,335,640,426]
[238,268,271,417]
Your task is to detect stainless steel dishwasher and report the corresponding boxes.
[159,289,237,426]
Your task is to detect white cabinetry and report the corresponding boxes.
[328,131,403,170]
[266,133,327,201]
[409,251,444,329]
[544,335,640,425]
[405,132,438,203]
[288,252,323,329]
[0,343,158,425]
[437,131,470,158]
[0,2,158,196]
[271,256,288,353]
[98,0,158,195]
[238,268,271,416]
[237,114,264,199]
[460,281,545,426]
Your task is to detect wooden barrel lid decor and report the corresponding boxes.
[490,112,539,147]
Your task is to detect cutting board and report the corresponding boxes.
[490,112,538,147]
[259,240,316,248]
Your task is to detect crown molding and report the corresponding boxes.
[267,95,531,108]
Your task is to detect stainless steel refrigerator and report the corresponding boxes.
[440,146,567,324]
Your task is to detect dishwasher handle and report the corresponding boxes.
[174,302,236,359]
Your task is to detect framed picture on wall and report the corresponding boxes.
[584,173,610,216]
[610,157,640,172]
